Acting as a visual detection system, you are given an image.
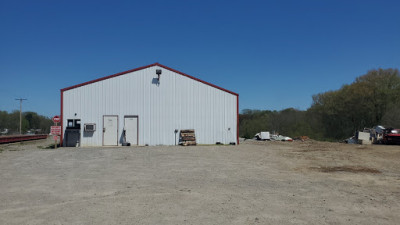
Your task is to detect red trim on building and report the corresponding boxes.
[61,63,238,97]
[60,91,63,146]
[61,63,159,92]
[237,95,239,145]
[155,64,238,96]
[60,63,239,145]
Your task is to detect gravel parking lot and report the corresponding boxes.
[0,138,399,225]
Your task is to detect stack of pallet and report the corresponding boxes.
[180,129,196,146]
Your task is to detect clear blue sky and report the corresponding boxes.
[0,0,399,117]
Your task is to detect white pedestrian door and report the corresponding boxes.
[103,116,118,146]
[124,116,138,145]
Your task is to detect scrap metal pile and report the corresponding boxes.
[254,131,293,142]
[347,125,400,145]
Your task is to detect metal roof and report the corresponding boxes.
[61,63,238,96]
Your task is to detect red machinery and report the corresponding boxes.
[382,128,400,145]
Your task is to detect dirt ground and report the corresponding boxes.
[0,138,399,225]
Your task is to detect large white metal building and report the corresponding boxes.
[60,63,239,147]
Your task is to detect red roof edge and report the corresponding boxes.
[60,63,238,96]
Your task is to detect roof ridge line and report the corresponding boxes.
[61,63,238,96]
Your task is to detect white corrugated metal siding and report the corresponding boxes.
[62,65,237,146]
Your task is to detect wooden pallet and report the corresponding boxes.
[180,129,196,146]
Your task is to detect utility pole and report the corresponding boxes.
[15,98,27,134]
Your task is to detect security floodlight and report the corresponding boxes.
[156,69,162,81]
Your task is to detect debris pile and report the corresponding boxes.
[346,125,400,145]
[271,134,293,142]
[293,136,310,142]
[0,129,9,135]
[254,132,270,140]
[254,131,293,142]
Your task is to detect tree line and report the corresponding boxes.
[240,68,400,141]
[0,111,53,135]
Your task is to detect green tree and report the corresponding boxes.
[240,68,400,141]
[0,110,52,134]
[310,68,400,140]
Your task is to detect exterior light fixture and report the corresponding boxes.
[156,69,162,81]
